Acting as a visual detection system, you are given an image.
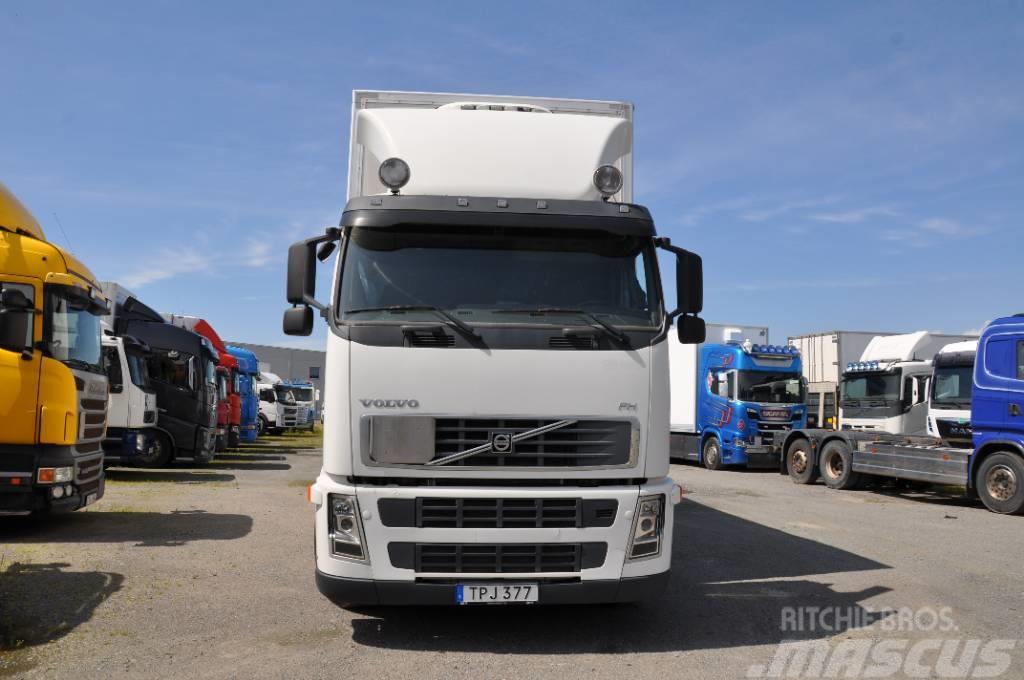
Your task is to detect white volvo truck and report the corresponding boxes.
[283,90,705,606]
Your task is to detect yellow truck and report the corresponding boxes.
[0,182,110,515]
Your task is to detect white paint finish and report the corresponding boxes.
[349,90,632,202]
[325,339,655,479]
[102,335,155,432]
[313,473,673,583]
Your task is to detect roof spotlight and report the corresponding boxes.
[593,164,623,198]
[379,157,411,194]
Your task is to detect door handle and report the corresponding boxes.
[1010,403,1021,417]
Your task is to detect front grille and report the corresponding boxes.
[378,498,618,528]
[433,419,632,467]
[76,455,103,484]
[758,422,793,432]
[388,542,608,573]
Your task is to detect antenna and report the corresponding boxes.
[52,212,74,251]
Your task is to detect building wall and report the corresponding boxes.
[228,342,326,412]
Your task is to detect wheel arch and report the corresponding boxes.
[699,428,721,464]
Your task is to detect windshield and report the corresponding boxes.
[338,225,662,328]
[45,287,103,373]
[932,365,973,408]
[274,385,296,404]
[841,371,901,404]
[125,350,151,389]
[737,371,805,404]
[217,373,228,400]
[292,387,314,402]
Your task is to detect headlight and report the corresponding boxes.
[38,466,74,484]
[593,164,623,197]
[628,494,665,560]
[378,157,411,193]
[329,494,367,561]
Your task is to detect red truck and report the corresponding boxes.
[163,315,242,449]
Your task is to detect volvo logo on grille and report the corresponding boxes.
[490,432,513,454]
[359,399,420,408]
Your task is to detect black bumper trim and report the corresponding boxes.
[315,568,669,606]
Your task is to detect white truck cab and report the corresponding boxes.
[839,332,940,436]
[101,330,160,463]
[927,339,977,447]
[283,90,705,606]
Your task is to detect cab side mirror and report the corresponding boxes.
[283,306,314,336]
[656,238,705,345]
[0,288,34,357]
[677,315,706,344]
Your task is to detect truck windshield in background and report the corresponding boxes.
[292,387,314,402]
[338,226,662,328]
[737,371,804,404]
[841,372,900,405]
[125,350,152,390]
[45,287,103,373]
[932,364,973,408]
[274,385,296,404]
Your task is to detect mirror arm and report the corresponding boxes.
[291,228,342,312]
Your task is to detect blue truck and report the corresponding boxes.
[227,346,261,444]
[780,315,1024,515]
[670,337,807,469]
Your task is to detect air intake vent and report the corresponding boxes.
[549,336,597,350]
[405,331,455,348]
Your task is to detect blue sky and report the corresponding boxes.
[2,1,1021,346]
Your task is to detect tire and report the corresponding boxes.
[976,452,1024,515]
[133,431,173,468]
[786,438,818,485]
[228,426,240,449]
[818,441,861,490]
[257,415,268,437]
[702,436,724,471]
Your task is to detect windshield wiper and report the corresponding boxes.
[493,308,630,344]
[344,305,480,339]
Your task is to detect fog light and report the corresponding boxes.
[51,485,65,499]
[628,494,665,560]
[593,164,623,197]
[378,157,410,193]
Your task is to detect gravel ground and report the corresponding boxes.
[2,434,1022,679]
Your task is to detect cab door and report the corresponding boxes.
[0,280,41,444]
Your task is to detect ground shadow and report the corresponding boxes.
[0,509,253,547]
[203,461,292,471]
[104,469,236,484]
[860,480,979,511]
[0,562,123,651]
[348,499,892,654]
[208,453,286,462]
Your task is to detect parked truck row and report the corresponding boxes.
[0,183,314,516]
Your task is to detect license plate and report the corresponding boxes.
[761,433,774,444]
[84,492,97,507]
[456,583,538,605]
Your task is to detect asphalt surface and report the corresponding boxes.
[2,438,1022,679]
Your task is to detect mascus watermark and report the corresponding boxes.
[747,607,1018,679]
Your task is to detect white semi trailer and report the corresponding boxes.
[282,90,705,605]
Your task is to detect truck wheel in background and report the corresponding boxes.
[257,415,268,437]
[134,432,173,469]
[702,437,724,471]
[819,441,861,490]
[976,452,1024,515]
[228,426,240,449]
[786,438,818,485]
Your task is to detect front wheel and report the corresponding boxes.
[133,431,173,468]
[819,441,861,490]
[702,437,724,471]
[977,452,1024,515]
[257,415,267,437]
[228,426,240,449]
[786,438,818,485]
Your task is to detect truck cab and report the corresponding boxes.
[101,330,159,463]
[1,182,110,514]
[282,380,317,430]
[698,342,806,468]
[283,91,704,606]
[838,332,946,436]
[227,345,261,443]
[927,340,977,447]
[114,297,219,465]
